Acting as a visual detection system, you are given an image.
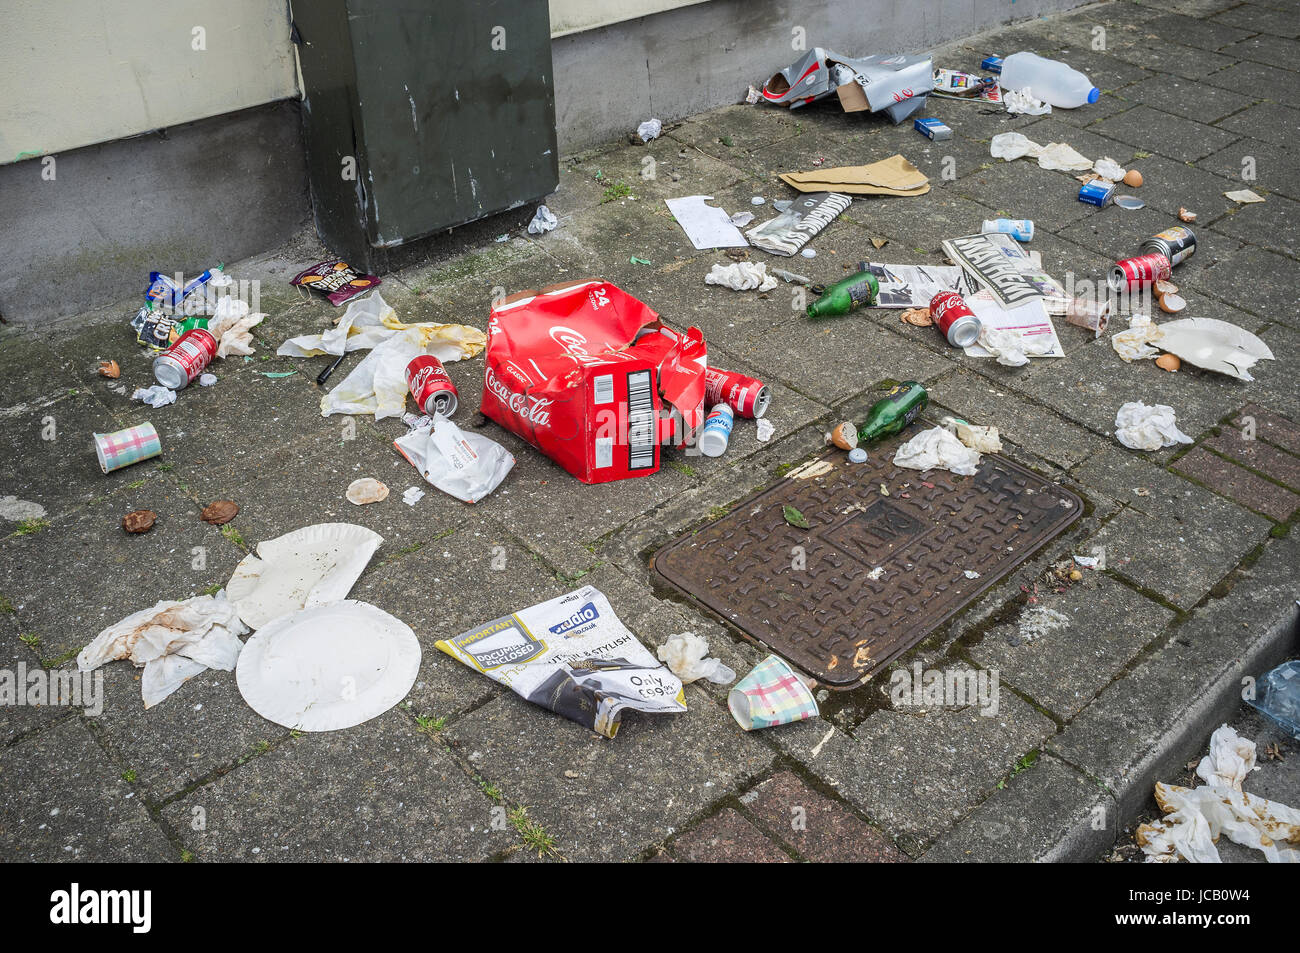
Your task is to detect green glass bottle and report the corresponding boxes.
[857,382,928,444]
[806,272,880,318]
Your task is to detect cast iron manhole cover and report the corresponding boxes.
[652,430,1082,688]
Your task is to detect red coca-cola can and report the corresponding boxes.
[153,328,217,390]
[929,291,982,348]
[405,355,459,417]
[703,366,770,418]
[1108,252,1171,292]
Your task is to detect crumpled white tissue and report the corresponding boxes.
[1138,725,1300,863]
[1093,157,1126,181]
[893,426,982,476]
[1111,314,1164,362]
[209,298,266,358]
[132,384,176,408]
[941,416,1003,453]
[637,118,663,142]
[657,633,736,685]
[704,261,779,292]
[78,591,249,708]
[1114,401,1193,451]
[990,132,1039,161]
[527,205,557,235]
[990,133,1091,170]
[977,326,1055,367]
[1003,87,1051,115]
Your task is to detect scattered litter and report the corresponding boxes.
[394,413,514,503]
[436,586,687,738]
[915,117,953,139]
[705,261,779,292]
[259,371,295,379]
[976,325,1055,367]
[1114,401,1192,451]
[663,195,749,249]
[756,417,775,442]
[1093,157,1126,181]
[866,566,885,580]
[848,447,868,464]
[747,193,851,256]
[997,51,1098,108]
[198,373,217,386]
[761,49,932,123]
[989,132,1091,171]
[963,570,981,579]
[1138,725,1300,863]
[224,522,383,629]
[1112,313,1164,362]
[1114,195,1146,210]
[291,259,380,307]
[657,633,736,684]
[237,600,420,732]
[773,200,793,212]
[728,211,754,228]
[729,655,818,731]
[1018,606,1070,643]
[1178,207,1197,222]
[122,510,156,534]
[1224,189,1264,204]
[345,477,389,505]
[1124,169,1144,188]
[1155,318,1274,381]
[200,500,239,525]
[744,84,762,104]
[829,421,858,450]
[401,486,425,507]
[893,426,982,476]
[78,591,248,708]
[941,416,1003,453]
[1155,353,1181,372]
[800,248,817,258]
[1003,87,1050,115]
[750,196,766,206]
[1248,661,1300,740]
[98,360,120,379]
[1073,555,1100,569]
[900,307,933,327]
[132,385,177,408]
[94,423,162,474]
[770,266,810,284]
[777,155,929,197]
[526,204,558,234]
[636,118,663,143]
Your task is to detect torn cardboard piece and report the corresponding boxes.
[778,154,930,196]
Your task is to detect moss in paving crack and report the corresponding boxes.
[0,594,14,613]
[41,649,78,669]
[14,518,50,537]
[415,714,447,735]
[219,523,247,550]
[124,479,145,489]
[600,180,633,203]
[479,779,502,802]
[18,632,40,648]
[666,460,697,478]
[509,806,557,856]
[556,563,602,584]
[200,583,222,597]
[996,750,1038,790]
[180,849,195,863]
[707,505,729,520]
[121,769,137,782]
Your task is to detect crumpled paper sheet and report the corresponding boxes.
[941,416,1003,453]
[1094,156,1126,181]
[132,384,176,408]
[209,299,266,358]
[893,425,982,476]
[978,326,1055,367]
[1114,400,1193,451]
[78,591,248,708]
[704,261,779,292]
[1112,313,1164,362]
[277,293,486,419]
[1138,725,1300,863]
[657,633,736,685]
[1003,87,1051,115]
[989,132,1092,170]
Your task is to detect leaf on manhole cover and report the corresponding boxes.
[782,504,811,529]
[200,500,239,525]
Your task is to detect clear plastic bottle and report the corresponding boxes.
[998,52,1100,108]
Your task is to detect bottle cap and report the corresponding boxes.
[1087,87,1101,104]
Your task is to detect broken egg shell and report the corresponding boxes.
[1178,207,1197,223]
[122,509,157,534]
[1158,292,1186,314]
[1155,353,1181,372]
[97,360,121,379]
[830,422,858,450]
[1153,279,1179,299]
[900,307,934,327]
[1123,169,1143,187]
[200,500,240,525]
[346,477,389,505]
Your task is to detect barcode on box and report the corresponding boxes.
[626,369,655,470]
[593,374,614,405]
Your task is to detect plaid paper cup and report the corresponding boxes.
[93,423,162,474]
[728,655,819,731]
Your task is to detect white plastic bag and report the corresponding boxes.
[657,633,736,685]
[893,426,982,476]
[1114,401,1192,451]
[527,205,558,235]
[393,413,514,503]
[637,118,663,142]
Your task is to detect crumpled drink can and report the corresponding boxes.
[153,328,217,390]
[929,291,982,348]
[1141,226,1196,267]
[704,367,770,419]
[1108,253,1172,292]
[406,355,458,417]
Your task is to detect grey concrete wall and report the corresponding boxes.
[552,0,1094,152]
[2,0,1092,325]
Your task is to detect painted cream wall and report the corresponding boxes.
[0,0,701,164]
[0,0,298,163]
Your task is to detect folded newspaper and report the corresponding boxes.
[746,192,851,256]
[941,232,1067,309]
[436,586,687,738]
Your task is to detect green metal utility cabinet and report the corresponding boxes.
[290,0,558,270]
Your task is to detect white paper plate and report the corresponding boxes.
[226,523,383,630]
[236,600,420,732]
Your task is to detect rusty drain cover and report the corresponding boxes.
[652,433,1082,688]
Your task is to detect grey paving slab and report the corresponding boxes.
[1191,244,1300,324]
[1091,105,1243,163]
[1107,38,1240,80]
[0,717,176,862]
[1197,136,1300,200]
[1211,2,1300,39]
[1218,33,1300,70]
[1210,190,1300,258]
[163,710,511,861]
[1201,59,1300,105]
[1215,100,1300,146]
[1137,13,1257,52]
[1116,75,1257,124]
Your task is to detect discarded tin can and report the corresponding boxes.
[1078,180,1115,207]
[980,218,1034,242]
[698,404,735,458]
[405,355,458,417]
[704,366,770,419]
[1063,297,1111,337]
[1141,226,1197,267]
[929,291,982,348]
[94,423,162,474]
[1109,253,1172,293]
[981,55,1003,74]
[914,117,952,141]
[153,328,217,390]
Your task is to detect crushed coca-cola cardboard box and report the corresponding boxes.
[482,280,707,484]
